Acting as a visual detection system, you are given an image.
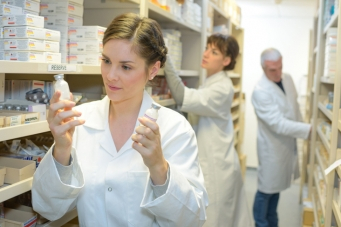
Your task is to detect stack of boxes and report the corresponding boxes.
[324,28,337,78]
[0,0,62,63]
[40,0,83,63]
[181,0,202,28]
[162,29,182,70]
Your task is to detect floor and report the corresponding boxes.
[244,168,303,227]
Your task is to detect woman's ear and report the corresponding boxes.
[149,61,161,80]
[223,56,231,67]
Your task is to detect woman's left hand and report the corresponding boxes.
[132,117,168,185]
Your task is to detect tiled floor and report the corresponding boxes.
[244,168,303,227]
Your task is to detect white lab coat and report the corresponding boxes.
[252,73,311,194]
[181,71,252,227]
[32,91,208,227]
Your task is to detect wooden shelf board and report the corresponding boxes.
[317,126,331,153]
[338,120,341,132]
[318,102,333,121]
[234,88,241,93]
[0,177,32,203]
[0,121,49,142]
[232,100,240,108]
[337,166,341,179]
[312,192,320,227]
[333,200,341,227]
[148,3,201,33]
[232,114,239,121]
[314,170,326,217]
[229,72,240,78]
[323,11,339,34]
[209,1,229,20]
[155,99,176,107]
[37,209,78,227]
[320,76,335,84]
[315,147,327,184]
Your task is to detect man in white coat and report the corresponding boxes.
[251,48,311,227]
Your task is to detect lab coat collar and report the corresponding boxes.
[205,71,227,87]
[261,74,286,98]
[83,91,155,131]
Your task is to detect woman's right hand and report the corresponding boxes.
[48,91,85,165]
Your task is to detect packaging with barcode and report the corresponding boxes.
[0,4,22,15]
[43,14,82,27]
[4,39,45,51]
[45,28,60,41]
[3,26,45,39]
[2,14,44,27]
[69,39,102,54]
[68,53,102,65]
[1,0,40,13]
[4,50,45,62]
[40,1,83,17]
[45,40,59,52]
[68,26,106,40]
[44,52,61,63]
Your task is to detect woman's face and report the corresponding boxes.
[101,39,159,103]
[201,43,230,75]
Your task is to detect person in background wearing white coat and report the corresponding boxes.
[32,13,208,226]
[251,48,312,227]
[164,34,252,227]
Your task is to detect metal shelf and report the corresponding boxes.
[232,113,239,121]
[209,1,229,20]
[312,191,320,227]
[234,87,241,93]
[315,147,327,184]
[0,121,49,142]
[231,100,240,108]
[320,76,335,84]
[37,209,78,227]
[317,126,331,153]
[337,166,341,179]
[0,177,33,203]
[318,102,333,121]
[157,69,200,77]
[332,200,341,227]
[324,11,339,34]
[314,170,326,216]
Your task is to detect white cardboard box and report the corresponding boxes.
[0,51,4,60]
[61,51,67,63]
[40,2,83,17]
[4,207,37,227]
[0,157,36,183]
[22,9,39,15]
[4,99,46,120]
[2,14,44,27]
[60,38,68,52]
[68,25,106,40]
[0,40,3,50]
[69,39,102,54]
[4,38,45,51]
[43,14,82,26]
[45,28,60,41]
[68,53,101,65]
[44,51,61,63]
[3,26,45,39]
[1,0,40,12]
[45,40,59,52]
[0,27,3,38]
[0,4,22,15]
[4,50,45,62]
[41,0,83,5]
[45,25,67,40]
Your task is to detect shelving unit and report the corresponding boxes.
[37,209,78,227]
[0,178,33,203]
[304,0,341,226]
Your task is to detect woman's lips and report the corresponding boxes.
[108,85,121,91]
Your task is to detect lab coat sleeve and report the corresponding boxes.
[32,145,84,221]
[181,82,231,118]
[141,128,208,227]
[252,89,311,139]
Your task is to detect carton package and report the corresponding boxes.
[7,79,44,100]
[46,25,67,40]
[0,166,5,186]
[60,38,68,52]
[3,38,45,51]
[0,111,25,127]
[2,14,44,27]
[68,26,106,40]
[40,2,84,17]
[68,53,102,65]
[4,207,37,227]
[44,51,61,63]
[4,50,45,62]
[43,14,82,27]
[4,99,46,120]
[22,9,39,16]
[0,156,36,183]
[45,40,59,52]
[0,27,3,38]
[3,26,45,39]
[0,74,4,102]
[45,28,60,41]
[41,0,84,5]
[1,0,40,12]
[0,51,4,60]
[0,40,3,50]
[68,39,103,54]
[44,81,53,99]
[0,4,22,15]
[61,51,67,63]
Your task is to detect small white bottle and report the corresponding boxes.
[54,74,70,101]
[144,103,161,122]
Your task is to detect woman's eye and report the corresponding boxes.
[102,58,110,64]
[122,65,131,70]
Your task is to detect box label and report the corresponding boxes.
[48,64,76,72]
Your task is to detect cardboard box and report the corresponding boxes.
[0,157,35,183]
[4,50,45,62]
[3,38,45,51]
[61,51,67,63]
[0,111,25,126]
[0,4,22,15]
[40,2,83,17]
[4,99,46,120]
[302,207,314,225]
[41,0,83,5]
[2,0,40,12]
[0,27,3,38]
[68,25,106,40]
[45,28,60,41]
[69,39,102,54]
[45,25,67,40]
[45,40,59,52]
[0,110,39,124]
[22,9,39,16]
[3,26,45,39]
[0,166,6,186]
[0,73,4,102]
[4,207,37,227]
[2,14,44,27]
[68,53,102,65]
[0,116,5,127]
[0,40,3,50]
[44,51,61,63]
[60,38,68,52]
[0,51,3,60]
[43,14,82,27]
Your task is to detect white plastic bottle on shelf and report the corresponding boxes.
[144,103,161,122]
[54,74,70,101]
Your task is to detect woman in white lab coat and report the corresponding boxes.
[164,34,252,227]
[32,13,208,226]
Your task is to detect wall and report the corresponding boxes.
[238,8,314,167]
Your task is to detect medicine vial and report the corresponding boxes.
[144,103,161,122]
[54,74,70,101]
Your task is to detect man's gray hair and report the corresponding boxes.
[261,48,282,67]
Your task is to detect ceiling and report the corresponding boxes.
[235,0,317,18]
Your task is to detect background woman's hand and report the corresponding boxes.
[48,91,85,165]
[131,117,168,185]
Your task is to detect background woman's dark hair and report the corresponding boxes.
[103,13,168,69]
[207,34,239,71]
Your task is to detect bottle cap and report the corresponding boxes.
[151,103,161,110]
[54,74,64,80]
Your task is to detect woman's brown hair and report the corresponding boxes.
[207,34,239,71]
[103,13,168,68]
